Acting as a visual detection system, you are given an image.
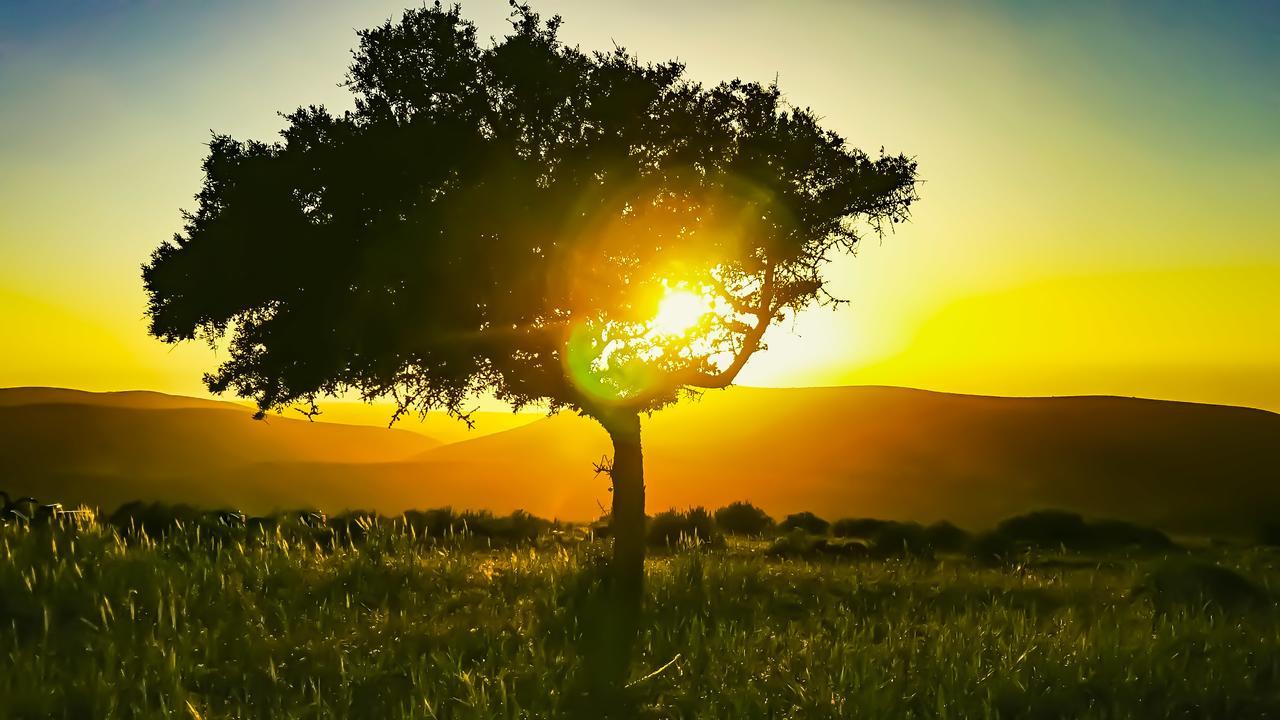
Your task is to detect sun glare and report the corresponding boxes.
[650,288,710,336]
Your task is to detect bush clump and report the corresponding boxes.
[402,507,469,537]
[995,510,1174,553]
[1257,521,1280,548]
[1136,559,1269,614]
[714,501,774,536]
[923,521,972,552]
[779,511,829,536]
[969,530,1018,565]
[767,530,869,560]
[109,501,203,537]
[831,518,891,539]
[826,518,974,557]
[402,508,552,543]
[868,521,931,558]
[647,507,717,548]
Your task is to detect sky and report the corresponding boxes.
[1,0,1278,412]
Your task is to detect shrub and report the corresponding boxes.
[473,509,552,543]
[588,514,612,539]
[969,530,1018,565]
[402,507,466,537]
[868,521,931,558]
[766,530,869,560]
[328,510,380,543]
[923,521,971,552]
[996,510,1090,548]
[1136,559,1268,614]
[714,502,774,536]
[827,518,969,556]
[779,511,829,535]
[402,508,552,543]
[109,501,202,537]
[647,507,717,548]
[831,518,891,539]
[767,530,827,558]
[1088,519,1174,551]
[1260,521,1280,548]
[995,510,1174,553]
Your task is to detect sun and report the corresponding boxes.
[649,288,710,336]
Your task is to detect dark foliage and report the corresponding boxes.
[969,531,1018,565]
[923,521,972,552]
[109,501,203,537]
[1258,521,1280,548]
[647,507,717,548]
[713,501,774,536]
[141,2,918,424]
[401,507,553,543]
[1136,559,1269,614]
[1087,519,1175,551]
[470,509,555,543]
[766,530,869,560]
[996,510,1091,548]
[831,518,969,556]
[328,510,381,544]
[402,507,469,537]
[995,510,1174,553]
[868,522,932,558]
[831,517,891,539]
[779,511,830,535]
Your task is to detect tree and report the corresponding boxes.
[143,1,918,689]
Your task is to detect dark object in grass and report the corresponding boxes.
[713,502,774,536]
[1134,559,1270,614]
[779,511,830,536]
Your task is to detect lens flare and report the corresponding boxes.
[650,289,709,336]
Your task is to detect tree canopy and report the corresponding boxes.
[143,2,918,426]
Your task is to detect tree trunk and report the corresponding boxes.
[598,410,646,693]
[608,411,646,606]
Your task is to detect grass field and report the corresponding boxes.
[2,513,1279,719]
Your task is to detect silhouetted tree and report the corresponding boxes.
[143,1,917,691]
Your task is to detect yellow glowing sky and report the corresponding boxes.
[1,1,1277,411]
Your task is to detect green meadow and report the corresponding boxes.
[3,510,1279,719]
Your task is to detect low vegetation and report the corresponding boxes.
[3,501,1279,717]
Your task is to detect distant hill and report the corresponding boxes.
[0,387,245,411]
[405,387,1280,532]
[295,401,541,445]
[1,386,1277,533]
[0,389,438,510]
[0,387,540,442]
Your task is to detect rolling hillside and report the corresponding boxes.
[0,390,437,510]
[406,387,1280,531]
[1,386,1277,532]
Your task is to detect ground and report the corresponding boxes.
[2,516,1278,719]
